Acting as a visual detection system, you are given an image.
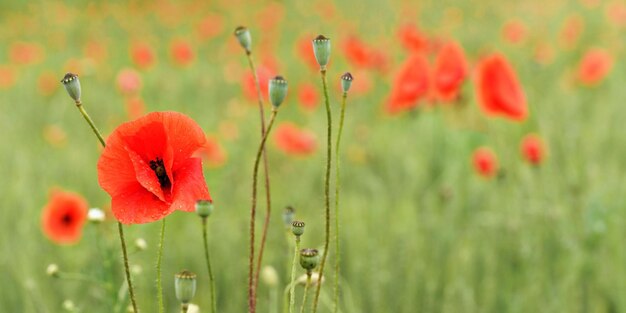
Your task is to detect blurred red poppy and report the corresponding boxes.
[196,14,224,41]
[472,147,498,178]
[606,1,626,27]
[9,42,44,65]
[385,53,430,114]
[198,135,227,168]
[170,40,195,66]
[342,36,372,68]
[298,83,319,112]
[116,68,142,95]
[577,48,613,86]
[0,65,16,89]
[97,112,211,224]
[560,15,584,49]
[38,71,58,96]
[475,53,527,121]
[243,62,274,102]
[274,122,317,156]
[297,36,322,70]
[398,24,429,54]
[131,43,156,69]
[502,19,527,44]
[41,188,88,244]
[520,134,546,165]
[125,96,146,120]
[432,41,468,102]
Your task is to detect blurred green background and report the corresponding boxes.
[2,0,626,312]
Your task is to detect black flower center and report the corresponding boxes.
[149,157,171,188]
[61,213,73,226]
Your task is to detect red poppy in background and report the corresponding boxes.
[577,48,613,86]
[342,36,372,68]
[274,122,317,156]
[398,24,429,54]
[298,83,319,112]
[131,43,156,69]
[9,42,44,65]
[116,68,142,95]
[385,53,430,114]
[559,15,584,49]
[41,188,88,244]
[297,36,322,70]
[472,147,498,178]
[97,112,211,224]
[170,40,195,66]
[243,62,274,102]
[432,41,468,102]
[125,96,146,120]
[83,40,108,64]
[196,14,224,41]
[520,134,546,165]
[38,71,58,96]
[502,19,527,44]
[475,53,527,121]
[198,135,227,168]
[0,65,16,89]
[606,1,626,27]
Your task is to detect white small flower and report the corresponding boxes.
[187,303,200,313]
[297,272,324,286]
[88,208,106,223]
[131,264,142,275]
[62,300,76,311]
[46,264,59,277]
[134,238,147,251]
[261,266,279,287]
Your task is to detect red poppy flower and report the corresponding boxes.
[130,43,156,69]
[97,112,211,224]
[198,135,227,168]
[520,134,546,165]
[342,36,372,68]
[195,14,223,41]
[385,53,430,114]
[432,41,468,102]
[125,96,146,120]
[501,19,527,44]
[606,1,626,28]
[41,188,88,244]
[559,15,584,49]
[472,147,498,178]
[297,36,322,71]
[274,122,317,156]
[0,65,16,90]
[298,83,319,112]
[398,24,429,54]
[116,68,142,95]
[170,40,195,66]
[83,40,108,64]
[475,53,527,121]
[243,62,274,102]
[577,48,613,86]
[38,71,58,96]
[9,41,44,65]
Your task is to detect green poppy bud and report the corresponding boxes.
[341,72,353,93]
[283,206,295,227]
[195,199,213,218]
[60,73,81,102]
[175,270,197,304]
[299,248,319,272]
[291,220,305,237]
[312,35,331,70]
[268,75,288,108]
[234,26,252,53]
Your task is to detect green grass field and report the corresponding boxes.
[2,0,626,312]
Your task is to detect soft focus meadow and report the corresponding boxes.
[3,0,626,312]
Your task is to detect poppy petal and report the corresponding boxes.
[170,157,211,212]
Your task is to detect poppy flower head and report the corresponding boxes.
[577,48,613,86]
[274,122,318,156]
[472,147,498,178]
[342,36,372,68]
[475,53,527,121]
[170,40,195,66]
[243,62,275,102]
[97,112,211,224]
[432,41,468,102]
[520,134,546,165]
[297,83,319,112]
[116,68,142,95]
[130,43,156,69]
[297,36,320,71]
[398,24,429,54]
[502,19,527,44]
[385,53,430,114]
[41,188,88,244]
[606,1,626,28]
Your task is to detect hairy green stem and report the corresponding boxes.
[156,219,166,313]
[333,92,348,313]
[300,273,312,313]
[289,237,301,313]
[74,100,139,313]
[312,69,332,313]
[249,109,279,313]
[202,218,217,313]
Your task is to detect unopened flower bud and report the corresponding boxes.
[299,248,319,272]
[175,270,197,304]
[60,73,81,102]
[234,26,252,53]
[88,208,105,223]
[341,72,353,93]
[46,264,59,277]
[135,238,147,251]
[195,199,213,218]
[261,266,279,287]
[291,221,305,237]
[312,35,331,70]
[283,206,295,227]
[268,75,288,108]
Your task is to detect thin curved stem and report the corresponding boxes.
[249,110,279,313]
[202,218,217,313]
[333,92,347,313]
[289,237,301,313]
[300,273,312,313]
[312,69,332,313]
[156,219,166,313]
[74,100,138,313]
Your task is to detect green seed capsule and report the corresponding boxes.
[234,26,252,53]
[195,199,214,218]
[175,270,197,304]
[291,220,305,237]
[312,35,331,70]
[341,72,353,93]
[268,75,288,108]
[60,73,81,102]
[299,248,319,271]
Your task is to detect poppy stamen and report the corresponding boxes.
[149,158,171,188]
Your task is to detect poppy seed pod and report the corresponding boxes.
[175,270,197,304]
[299,248,319,271]
[312,35,331,70]
[283,206,295,227]
[60,73,81,102]
[341,72,353,93]
[268,75,288,108]
[195,199,213,218]
[234,26,252,53]
[291,220,305,237]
